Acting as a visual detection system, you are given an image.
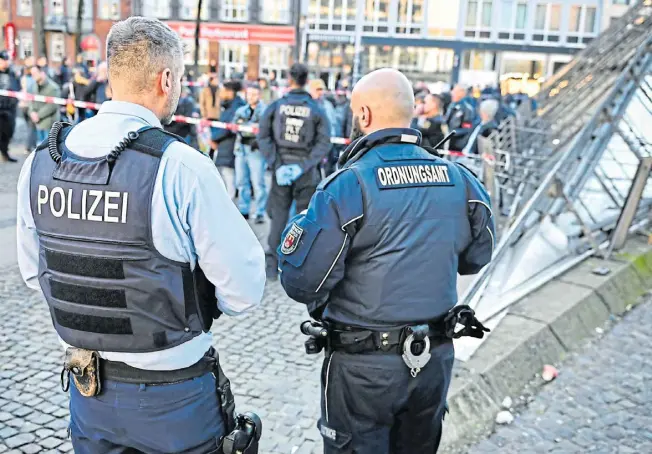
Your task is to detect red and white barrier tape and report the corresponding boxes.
[0,89,352,145]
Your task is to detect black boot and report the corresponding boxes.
[0,151,17,163]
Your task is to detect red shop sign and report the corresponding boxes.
[4,23,16,60]
[167,22,296,45]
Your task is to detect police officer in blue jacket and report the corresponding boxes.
[258,63,332,279]
[16,17,265,453]
[277,69,495,454]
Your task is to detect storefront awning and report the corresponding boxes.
[167,22,296,46]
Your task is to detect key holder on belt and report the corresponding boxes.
[401,324,431,378]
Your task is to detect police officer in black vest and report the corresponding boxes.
[277,69,495,453]
[257,63,332,280]
[16,17,264,453]
[0,50,20,163]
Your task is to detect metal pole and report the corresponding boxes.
[352,0,364,84]
[293,0,302,63]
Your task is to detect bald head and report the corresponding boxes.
[350,69,414,137]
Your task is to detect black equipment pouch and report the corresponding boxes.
[443,305,490,339]
[207,348,237,434]
[61,347,101,397]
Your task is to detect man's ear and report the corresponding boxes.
[160,68,172,94]
[360,106,372,128]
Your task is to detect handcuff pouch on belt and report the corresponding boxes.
[61,347,101,397]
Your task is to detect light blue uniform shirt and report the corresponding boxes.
[16,101,266,370]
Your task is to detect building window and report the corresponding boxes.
[364,0,391,33]
[498,0,527,40]
[46,0,65,27]
[462,50,496,71]
[50,33,66,63]
[533,3,561,42]
[307,0,360,32]
[612,0,630,4]
[98,0,120,19]
[182,38,209,66]
[179,0,210,20]
[18,31,34,59]
[18,0,32,16]
[220,0,249,22]
[464,0,493,39]
[142,0,170,18]
[260,46,289,81]
[261,0,291,23]
[219,43,248,79]
[396,0,425,35]
[568,5,598,45]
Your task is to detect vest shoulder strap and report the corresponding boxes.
[130,126,184,158]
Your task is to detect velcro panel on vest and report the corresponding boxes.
[46,249,125,279]
[50,279,127,308]
[53,158,111,185]
[53,308,133,335]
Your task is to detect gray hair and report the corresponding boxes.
[480,99,500,121]
[107,16,184,93]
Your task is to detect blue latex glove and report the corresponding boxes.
[275,164,303,186]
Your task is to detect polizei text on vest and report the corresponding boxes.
[37,185,129,223]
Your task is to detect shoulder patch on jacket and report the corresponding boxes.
[280,223,304,254]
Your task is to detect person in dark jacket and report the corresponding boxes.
[164,86,197,144]
[212,80,246,201]
[412,94,446,148]
[257,63,332,279]
[445,84,480,152]
[463,99,500,156]
[277,69,494,454]
[0,51,20,162]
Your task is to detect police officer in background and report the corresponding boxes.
[445,83,480,152]
[412,93,446,148]
[277,69,495,453]
[0,50,20,163]
[258,63,331,280]
[16,17,265,453]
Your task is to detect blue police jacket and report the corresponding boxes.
[257,89,331,171]
[277,128,495,329]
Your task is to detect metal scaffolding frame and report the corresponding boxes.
[455,0,652,361]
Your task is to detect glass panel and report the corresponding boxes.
[584,7,597,33]
[18,31,34,59]
[466,1,478,27]
[481,1,493,27]
[398,0,409,23]
[412,0,423,23]
[549,4,561,31]
[534,4,546,29]
[334,0,344,19]
[346,0,356,22]
[568,6,581,32]
[18,0,32,16]
[179,0,210,20]
[50,33,65,62]
[515,3,527,29]
[500,0,513,29]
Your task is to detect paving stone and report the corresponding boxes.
[4,433,36,449]
[465,301,652,454]
[18,444,41,454]
[39,437,63,449]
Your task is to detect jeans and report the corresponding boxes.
[234,145,268,217]
[35,128,48,145]
[217,166,236,202]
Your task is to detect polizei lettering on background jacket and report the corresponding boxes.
[375,164,454,189]
[37,185,129,223]
[279,105,311,143]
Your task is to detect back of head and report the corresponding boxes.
[107,16,184,97]
[350,68,414,135]
[480,99,499,122]
[289,63,308,88]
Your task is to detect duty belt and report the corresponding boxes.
[304,305,490,377]
[100,355,215,385]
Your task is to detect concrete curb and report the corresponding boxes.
[441,237,652,453]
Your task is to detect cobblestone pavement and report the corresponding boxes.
[467,298,652,454]
[0,143,323,454]
[2,138,652,454]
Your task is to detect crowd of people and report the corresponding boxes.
[0,49,534,223]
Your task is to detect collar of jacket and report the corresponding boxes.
[338,128,423,167]
[287,88,311,97]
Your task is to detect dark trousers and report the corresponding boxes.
[69,372,225,453]
[318,340,454,454]
[0,112,15,157]
[265,169,318,268]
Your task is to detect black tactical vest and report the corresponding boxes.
[272,90,319,162]
[30,123,218,353]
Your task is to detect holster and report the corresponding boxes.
[207,348,237,434]
[62,347,101,397]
